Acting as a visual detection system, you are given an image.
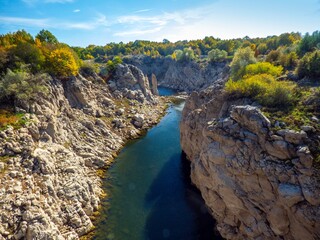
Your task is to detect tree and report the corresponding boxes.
[173,48,195,62]
[208,49,228,62]
[11,42,45,73]
[48,47,79,77]
[296,50,320,79]
[230,47,256,80]
[244,62,283,78]
[36,29,58,44]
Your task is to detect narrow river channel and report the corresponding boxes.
[94,88,220,240]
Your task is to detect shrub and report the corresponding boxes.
[105,56,123,73]
[80,61,98,75]
[230,47,256,80]
[225,74,296,108]
[208,48,228,62]
[244,62,283,78]
[48,47,79,77]
[296,50,320,79]
[0,69,49,101]
[173,48,195,62]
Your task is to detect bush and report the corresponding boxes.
[225,74,296,108]
[208,48,228,62]
[296,50,320,79]
[230,47,256,80]
[48,47,79,77]
[244,62,283,78]
[0,69,49,101]
[173,48,195,62]
[105,56,123,73]
[80,61,98,75]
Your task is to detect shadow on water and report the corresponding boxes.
[94,99,222,240]
[144,152,222,240]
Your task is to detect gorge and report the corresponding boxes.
[0,29,320,240]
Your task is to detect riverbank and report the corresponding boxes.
[0,65,170,239]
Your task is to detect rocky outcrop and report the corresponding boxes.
[0,67,165,239]
[180,81,320,239]
[108,63,155,102]
[151,73,159,96]
[123,55,229,92]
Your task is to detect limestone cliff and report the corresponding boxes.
[123,55,229,92]
[180,80,320,239]
[0,64,165,239]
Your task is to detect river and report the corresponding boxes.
[94,89,221,240]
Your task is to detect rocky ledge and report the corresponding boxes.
[0,64,166,239]
[180,80,320,239]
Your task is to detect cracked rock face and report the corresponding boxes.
[180,81,320,240]
[0,68,165,239]
[123,55,230,92]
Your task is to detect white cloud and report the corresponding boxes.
[0,16,49,27]
[112,5,207,39]
[0,15,97,30]
[134,9,152,13]
[114,27,162,37]
[73,9,80,13]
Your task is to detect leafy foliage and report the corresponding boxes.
[244,62,283,78]
[297,31,320,56]
[208,49,228,62]
[296,50,320,80]
[225,74,296,108]
[36,29,58,44]
[103,56,123,75]
[48,47,80,77]
[173,48,195,62]
[230,47,256,80]
[0,69,49,101]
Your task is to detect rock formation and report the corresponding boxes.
[151,73,159,96]
[0,64,166,239]
[180,80,320,239]
[123,55,229,92]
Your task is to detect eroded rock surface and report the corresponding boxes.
[0,65,165,239]
[123,55,229,92]
[180,81,320,240]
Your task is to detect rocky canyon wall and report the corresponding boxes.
[180,80,320,239]
[123,55,229,92]
[0,64,165,239]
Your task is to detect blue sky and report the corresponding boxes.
[0,0,319,47]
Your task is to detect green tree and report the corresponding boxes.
[230,47,256,80]
[36,29,58,44]
[296,50,320,79]
[208,48,228,62]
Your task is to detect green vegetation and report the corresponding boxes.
[244,62,283,77]
[172,48,195,62]
[0,29,80,77]
[226,73,296,108]
[0,68,49,101]
[296,50,320,79]
[208,48,228,62]
[230,47,256,80]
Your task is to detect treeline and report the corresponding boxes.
[0,29,319,102]
[72,32,303,60]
